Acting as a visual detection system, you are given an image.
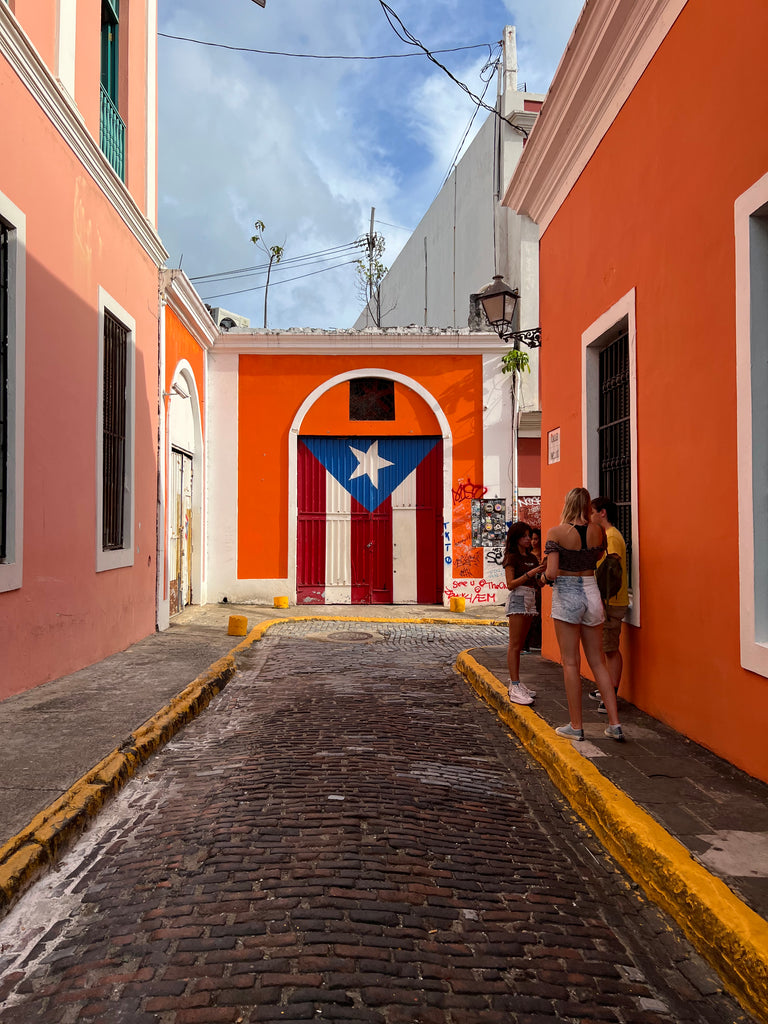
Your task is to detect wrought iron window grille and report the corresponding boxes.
[102,311,128,550]
[598,328,632,585]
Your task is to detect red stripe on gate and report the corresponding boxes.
[350,494,367,604]
[297,441,326,604]
[371,494,393,604]
[416,440,443,604]
[350,493,393,604]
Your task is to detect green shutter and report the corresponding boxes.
[100,0,118,103]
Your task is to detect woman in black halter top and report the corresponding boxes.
[543,487,625,742]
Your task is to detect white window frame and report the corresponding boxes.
[736,171,768,676]
[96,287,135,572]
[0,190,25,594]
[582,288,640,626]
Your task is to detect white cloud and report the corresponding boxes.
[158,0,582,328]
[503,0,585,93]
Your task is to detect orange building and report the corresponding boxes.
[204,330,513,610]
[0,1,165,697]
[158,271,215,628]
[504,0,768,781]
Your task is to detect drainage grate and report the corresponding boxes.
[307,629,382,644]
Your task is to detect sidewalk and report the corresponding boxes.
[460,645,768,1023]
[469,646,768,923]
[1,602,767,1019]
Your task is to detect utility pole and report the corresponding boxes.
[367,207,376,324]
[366,207,380,327]
[354,207,387,327]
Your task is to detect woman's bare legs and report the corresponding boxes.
[507,614,533,682]
[553,619,584,729]
[580,625,621,727]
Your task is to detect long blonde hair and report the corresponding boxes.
[561,487,593,524]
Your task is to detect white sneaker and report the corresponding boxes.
[508,683,534,705]
[519,682,537,698]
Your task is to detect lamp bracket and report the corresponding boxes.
[504,327,541,349]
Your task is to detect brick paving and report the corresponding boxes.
[0,622,752,1023]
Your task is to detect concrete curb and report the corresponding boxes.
[456,649,768,1024]
[0,614,501,918]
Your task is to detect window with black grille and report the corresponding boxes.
[102,310,128,550]
[349,377,395,421]
[0,222,8,561]
[598,328,633,585]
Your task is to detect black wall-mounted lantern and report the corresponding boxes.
[478,275,541,348]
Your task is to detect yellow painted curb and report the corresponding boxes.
[0,615,504,918]
[456,649,768,1024]
[0,651,245,916]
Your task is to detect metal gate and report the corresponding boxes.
[169,448,193,616]
[297,436,443,605]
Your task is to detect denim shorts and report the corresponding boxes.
[551,575,604,627]
[506,586,538,616]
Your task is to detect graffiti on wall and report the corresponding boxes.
[486,547,504,566]
[452,499,482,578]
[517,495,541,528]
[452,478,487,504]
[447,479,510,595]
[483,545,506,583]
[445,578,507,604]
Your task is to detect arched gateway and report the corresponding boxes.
[292,370,451,605]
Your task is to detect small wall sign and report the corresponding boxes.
[547,428,561,465]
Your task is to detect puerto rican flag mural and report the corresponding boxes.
[297,437,443,604]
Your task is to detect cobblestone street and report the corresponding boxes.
[0,622,751,1023]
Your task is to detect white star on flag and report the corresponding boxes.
[348,440,394,489]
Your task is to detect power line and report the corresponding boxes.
[437,49,499,195]
[200,258,358,301]
[376,2,527,137]
[190,242,361,283]
[158,32,493,61]
[375,219,413,232]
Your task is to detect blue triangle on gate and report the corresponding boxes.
[302,437,440,511]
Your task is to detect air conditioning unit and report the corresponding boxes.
[207,306,251,331]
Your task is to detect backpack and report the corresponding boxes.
[596,552,622,601]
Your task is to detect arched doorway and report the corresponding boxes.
[293,373,450,605]
[167,365,202,615]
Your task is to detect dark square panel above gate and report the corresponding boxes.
[349,378,395,421]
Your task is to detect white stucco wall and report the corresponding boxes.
[353,58,543,419]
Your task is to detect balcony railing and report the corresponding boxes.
[100,84,125,181]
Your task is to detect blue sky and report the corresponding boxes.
[157,0,583,329]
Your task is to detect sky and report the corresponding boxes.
[157,0,583,330]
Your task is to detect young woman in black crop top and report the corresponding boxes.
[502,521,545,705]
[542,488,625,742]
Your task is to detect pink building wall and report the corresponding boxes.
[0,1,163,698]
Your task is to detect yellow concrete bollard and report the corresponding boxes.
[450,596,466,613]
[227,614,248,636]
[273,596,289,609]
